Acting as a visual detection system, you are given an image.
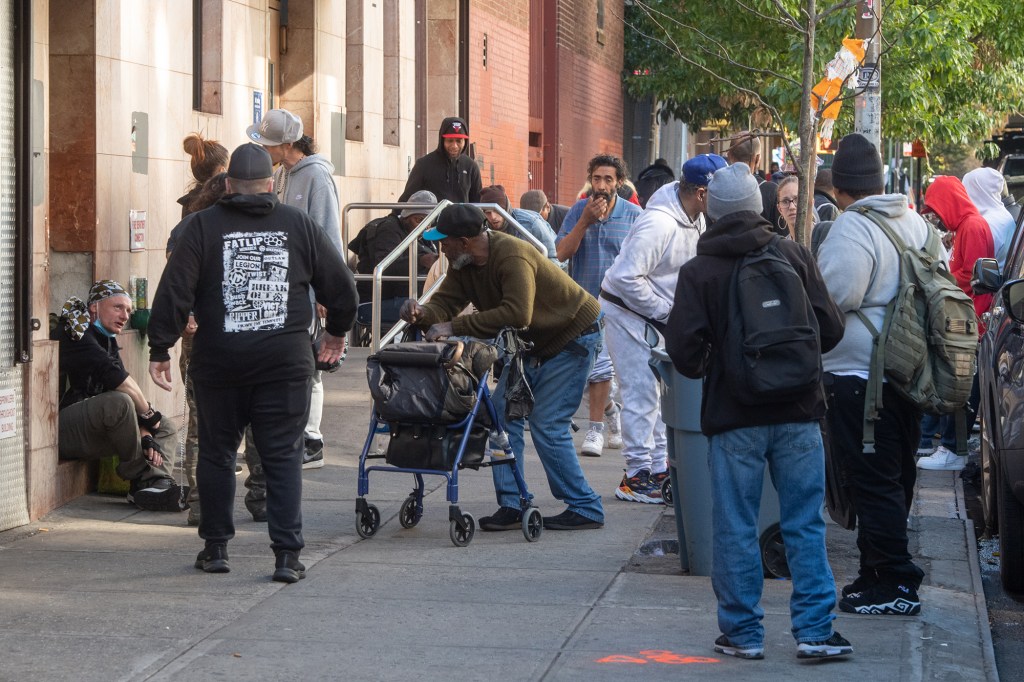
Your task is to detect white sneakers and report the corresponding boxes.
[604,402,623,449]
[581,428,604,457]
[917,445,966,471]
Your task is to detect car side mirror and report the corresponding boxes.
[1003,279,1024,324]
[972,258,1003,295]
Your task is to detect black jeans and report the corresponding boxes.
[194,376,312,554]
[824,373,925,588]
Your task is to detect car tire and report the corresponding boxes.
[997,464,1024,594]
[980,413,999,535]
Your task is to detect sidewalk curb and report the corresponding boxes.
[956,474,1000,682]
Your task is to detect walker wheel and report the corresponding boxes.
[522,508,543,542]
[399,495,422,529]
[449,512,475,547]
[760,523,790,578]
[356,504,380,539]
[660,478,673,505]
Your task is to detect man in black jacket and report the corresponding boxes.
[666,162,850,661]
[398,117,482,204]
[148,144,358,583]
[54,280,184,512]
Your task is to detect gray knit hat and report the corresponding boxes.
[706,162,763,220]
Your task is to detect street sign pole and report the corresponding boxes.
[854,0,881,150]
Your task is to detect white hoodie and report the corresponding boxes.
[600,181,702,324]
[963,167,1015,269]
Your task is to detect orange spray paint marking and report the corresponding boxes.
[596,650,720,665]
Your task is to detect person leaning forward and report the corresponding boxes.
[147,143,358,583]
[399,204,606,531]
[54,280,185,512]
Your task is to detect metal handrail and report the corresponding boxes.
[349,200,555,352]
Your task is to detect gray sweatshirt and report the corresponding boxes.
[817,193,931,376]
[274,154,343,256]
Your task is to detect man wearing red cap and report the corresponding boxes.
[398,117,482,204]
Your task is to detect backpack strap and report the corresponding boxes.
[850,207,906,455]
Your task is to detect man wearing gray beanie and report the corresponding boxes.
[815,132,930,616]
[665,162,850,660]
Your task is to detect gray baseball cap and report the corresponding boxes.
[246,109,303,146]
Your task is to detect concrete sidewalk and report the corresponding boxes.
[0,348,998,681]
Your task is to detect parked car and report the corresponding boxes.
[972,209,1024,594]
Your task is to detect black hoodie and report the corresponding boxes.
[398,117,482,204]
[665,211,844,436]
[148,192,358,387]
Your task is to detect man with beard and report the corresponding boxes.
[398,117,482,204]
[400,204,605,531]
[556,155,642,457]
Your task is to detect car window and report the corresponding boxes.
[1012,211,1024,279]
[1004,157,1024,177]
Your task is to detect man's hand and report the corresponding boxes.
[316,303,328,319]
[318,331,346,365]
[140,430,164,468]
[182,314,198,337]
[580,195,609,225]
[425,321,454,342]
[149,361,173,392]
[400,299,424,323]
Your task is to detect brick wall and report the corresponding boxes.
[554,0,626,205]
[468,1,532,204]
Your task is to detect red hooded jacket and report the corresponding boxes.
[924,176,994,333]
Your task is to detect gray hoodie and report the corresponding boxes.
[817,193,931,376]
[274,154,343,256]
[601,180,703,324]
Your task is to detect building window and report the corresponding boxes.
[193,0,223,114]
[346,0,364,142]
[383,0,400,146]
[596,0,606,45]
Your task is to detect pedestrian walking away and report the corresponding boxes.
[148,143,358,583]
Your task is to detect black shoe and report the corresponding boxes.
[194,543,230,573]
[542,509,603,530]
[797,632,853,659]
[839,583,920,615]
[302,439,325,469]
[128,480,188,512]
[479,507,522,531]
[273,551,306,583]
[841,574,877,598]
[713,634,764,660]
[245,496,267,522]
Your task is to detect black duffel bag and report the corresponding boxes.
[385,422,488,471]
[367,340,498,424]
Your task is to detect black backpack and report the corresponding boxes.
[725,236,822,404]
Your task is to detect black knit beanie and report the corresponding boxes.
[831,133,884,192]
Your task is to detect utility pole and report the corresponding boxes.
[853,0,881,149]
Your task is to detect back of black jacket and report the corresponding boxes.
[665,211,844,436]
[148,192,358,387]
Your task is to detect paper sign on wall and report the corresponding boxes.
[0,389,16,440]
[130,210,146,252]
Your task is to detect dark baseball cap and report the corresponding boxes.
[421,204,487,240]
[227,143,274,180]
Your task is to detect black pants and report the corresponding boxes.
[824,373,925,588]
[193,376,312,554]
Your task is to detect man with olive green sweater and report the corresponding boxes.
[401,204,605,531]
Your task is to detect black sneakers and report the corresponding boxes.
[194,543,230,573]
[128,479,188,512]
[797,632,854,659]
[273,551,306,583]
[839,583,921,615]
[542,509,604,530]
[713,634,764,660]
[841,574,877,598]
[479,507,522,531]
[302,439,325,469]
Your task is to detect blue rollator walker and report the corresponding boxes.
[356,333,542,547]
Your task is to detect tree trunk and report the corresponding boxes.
[796,0,818,247]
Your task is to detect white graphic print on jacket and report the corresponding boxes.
[223,231,290,331]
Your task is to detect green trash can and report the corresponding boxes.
[651,349,787,578]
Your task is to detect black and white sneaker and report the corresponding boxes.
[839,583,921,615]
[302,439,325,469]
[479,507,522,531]
[797,632,853,659]
[841,574,877,598]
[713,634,764,660]
[128,479,187,512]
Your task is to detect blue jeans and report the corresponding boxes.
[709,422,836,647]
[490,328,604,522]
